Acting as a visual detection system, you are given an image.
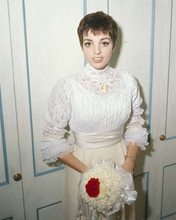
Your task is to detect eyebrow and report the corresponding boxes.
[83,37,112,42]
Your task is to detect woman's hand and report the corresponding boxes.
[123,142,139,175]
[59,153,87,173]
[122,157,135,175]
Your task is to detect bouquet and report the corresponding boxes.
[77,160,137,219]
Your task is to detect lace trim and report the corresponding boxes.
[124,128,149,150]
[40,139,73,163]
[43,124,67,139]
[75,64,124,96]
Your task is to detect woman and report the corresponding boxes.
[40,11,148,220]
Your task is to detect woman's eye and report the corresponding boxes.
[102,41,109,46]
[84,42,91,47]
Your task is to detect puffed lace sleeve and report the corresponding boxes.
[40,78,73,164]
[124,74,149,150]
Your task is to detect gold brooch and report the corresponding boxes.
[100,85,108,94]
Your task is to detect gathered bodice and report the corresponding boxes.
[46,64,139,132]
[68,73,132,132]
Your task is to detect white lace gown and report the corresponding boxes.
[40,64,148,220]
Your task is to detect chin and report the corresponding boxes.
[92,63,108,70]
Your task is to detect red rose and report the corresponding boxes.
[85,178,100,197]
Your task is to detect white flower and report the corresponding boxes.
[78,160,137,219]
[80,161,126,213]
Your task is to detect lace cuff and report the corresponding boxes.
[124,127,149,150]
[40,123,74,164]
[40,139,73,164]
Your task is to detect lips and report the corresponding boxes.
[93,57,103,63]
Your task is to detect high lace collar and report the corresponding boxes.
[84,63,111,76]
[74,63,123,96]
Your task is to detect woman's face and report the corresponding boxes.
[82,30,114,69]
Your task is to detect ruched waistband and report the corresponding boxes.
[73,127,123,149]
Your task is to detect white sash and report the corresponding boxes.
[73,126,124,149]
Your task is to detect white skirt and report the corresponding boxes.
[62,139,135,220]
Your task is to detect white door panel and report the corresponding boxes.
[7,0,83,219]
[0,1,24,219]
[151,0,176,219]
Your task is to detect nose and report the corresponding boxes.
[93,44,101,54]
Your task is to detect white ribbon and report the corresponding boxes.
[73,127,124,149]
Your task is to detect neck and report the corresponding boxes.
[85,63,110,74]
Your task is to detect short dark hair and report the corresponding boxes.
[77,11,118,47]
